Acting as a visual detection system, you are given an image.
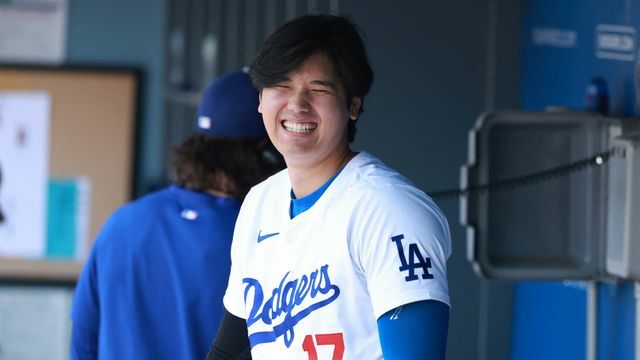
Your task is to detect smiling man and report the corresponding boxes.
[208,15,452,360]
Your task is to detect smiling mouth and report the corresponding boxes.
[282,120,317,133]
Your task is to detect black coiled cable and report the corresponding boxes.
[429,148,624,200]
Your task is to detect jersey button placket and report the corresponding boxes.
[281,221,294,244]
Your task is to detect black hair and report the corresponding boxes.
[167,134,285,199]
[250,15,374,142]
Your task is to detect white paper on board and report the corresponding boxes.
[0,92,51,258]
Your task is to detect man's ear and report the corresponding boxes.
[258,91,263,113]
[350,97,362,120]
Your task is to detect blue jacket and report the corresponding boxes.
[71,186,240,359]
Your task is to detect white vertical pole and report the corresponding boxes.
[635,282,640,360]
[587,281,598,360]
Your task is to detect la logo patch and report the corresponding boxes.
[391,234,434,282]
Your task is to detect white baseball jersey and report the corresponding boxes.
[224,152,451,359]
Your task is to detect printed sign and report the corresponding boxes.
[532,27,577,48]
[596,24,636,61]
[0,0,68,63]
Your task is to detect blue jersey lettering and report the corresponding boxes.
[243,265,340,348]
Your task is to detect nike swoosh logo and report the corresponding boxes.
[257,230,280,243]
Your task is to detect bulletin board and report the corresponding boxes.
[0,66,138,282]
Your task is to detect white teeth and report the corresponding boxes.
[282,121,317,133]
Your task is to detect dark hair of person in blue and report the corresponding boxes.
[167,135,282,199]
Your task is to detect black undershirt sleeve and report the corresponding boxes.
[206,309,252,360]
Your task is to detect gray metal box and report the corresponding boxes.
[461,111,624,280]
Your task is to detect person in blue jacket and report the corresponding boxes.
[70,70,284,360]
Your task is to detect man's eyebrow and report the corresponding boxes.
[310,80,337,90]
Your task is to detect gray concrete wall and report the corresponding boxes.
[66,0,167,196]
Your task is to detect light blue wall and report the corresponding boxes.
[66,0,167,196]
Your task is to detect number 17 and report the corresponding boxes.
[302,332,345,360]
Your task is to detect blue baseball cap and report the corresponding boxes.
[195,70,266,139]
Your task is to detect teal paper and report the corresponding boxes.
[46,179,78,259]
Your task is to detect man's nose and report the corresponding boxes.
[286,91,310,112]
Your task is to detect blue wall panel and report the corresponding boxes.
[511,282,588,360]
[518,0,639,359]
[597,282,635,359]
[522,0,639,116]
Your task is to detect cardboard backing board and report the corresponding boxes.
[0,66,138,282]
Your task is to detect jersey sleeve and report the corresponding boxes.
[349,184,452,319]
[222,192,255,319]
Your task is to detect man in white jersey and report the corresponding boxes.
[208,15,451,360]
